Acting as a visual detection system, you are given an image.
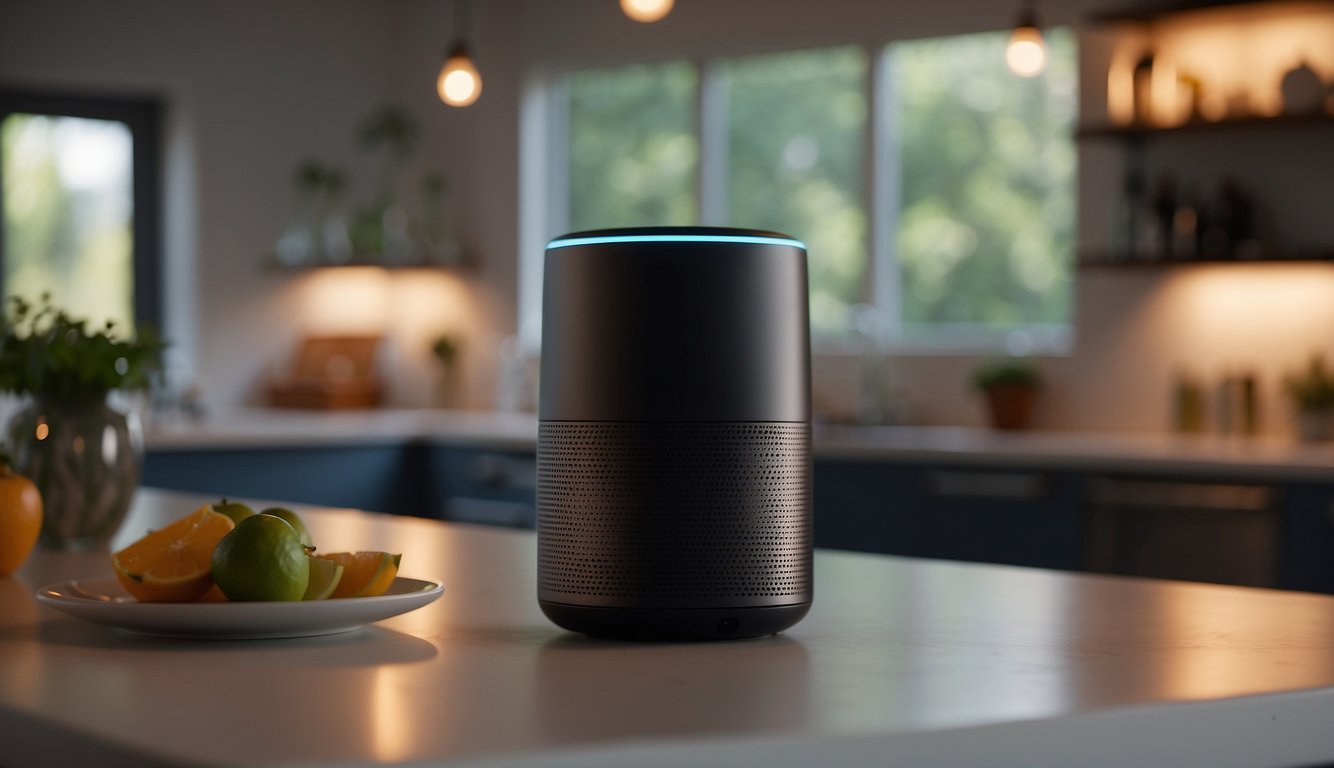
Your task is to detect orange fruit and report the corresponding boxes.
[316,552,400,598]
[112,506,235,602]
[0,463,43,576]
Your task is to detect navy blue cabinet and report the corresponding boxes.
[814,459,1084,570]
[143,442,1334,594]
[142,444,414,514]
[909,467,1085,571]
[812,461,916,555]
[421,446,537,528]
[1280,483,1334,593]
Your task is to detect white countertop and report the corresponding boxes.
[2,489,1333,767]
[144,408,1334,480]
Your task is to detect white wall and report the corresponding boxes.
[4,0,1332,436]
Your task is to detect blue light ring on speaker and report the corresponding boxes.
[546,233,807,251]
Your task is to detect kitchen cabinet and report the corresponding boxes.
[812,461,915,555]
[421,445,537,528]
[814,460,1084,571]
[1280,482,1334,594]
[910,467,1085,571]
[142,444,414,514]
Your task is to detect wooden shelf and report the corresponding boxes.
[266,251,473,271]
[1077,112,1334,140]
[1089,0,1314,25]
[1078,251,1334,268]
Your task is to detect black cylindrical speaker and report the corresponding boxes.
[537,226,812,640]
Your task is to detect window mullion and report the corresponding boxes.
[869,45,903,342]
[697,59,728,226]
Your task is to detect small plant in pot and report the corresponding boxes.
[972,358,1042,431]
[0,295,163,549]
[1282,354,1334,442]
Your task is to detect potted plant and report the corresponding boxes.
[972,358,1042,431]
[1283,354,1334,442]
[0,295,163,549]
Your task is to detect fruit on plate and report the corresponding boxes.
[317,552,401,598]
[259,507,314,551]
[211,514,311,601]
[0,460,43,576]
[112,506,236,602]
[211,498,255,526]
[302,555,344,600]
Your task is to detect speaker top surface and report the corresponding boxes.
[540,226,810,423]
[547,226,806,252]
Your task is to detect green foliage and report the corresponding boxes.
[567,62,698,231]
[0,295,163,402]
[560,30,1077,339]
[894,29,1076,336]
[972,358,1042,391]
[431,334,460,366]
[722,46,867,334]
[1283,355,1334,411]
[357,105,418,161]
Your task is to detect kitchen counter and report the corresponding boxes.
[146,408,1334,480]
[1,488,1333,767]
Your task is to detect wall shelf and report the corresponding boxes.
[1078,251,1334,268]
[1077,112,1334,141]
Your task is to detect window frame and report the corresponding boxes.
[525,31,1075,357]
[0,86,164,331]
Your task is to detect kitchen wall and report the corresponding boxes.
[3,0,1333,436]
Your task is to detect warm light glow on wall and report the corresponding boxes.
[620,0,674,23]
[292,267,393,335]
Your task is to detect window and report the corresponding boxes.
[0,89,162,331]
[892,30,1076,348]
[533,29,1076,351]
[719,46,868,334]
[565,62,697,231]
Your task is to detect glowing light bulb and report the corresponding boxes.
[437,45,482,107]
[1006,24,1047,77]
[620,0,674,23]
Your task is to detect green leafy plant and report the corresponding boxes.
[0,295,164,403]
[431,334,460,368]
[971,358,1042,392]
[1283,354,1334,411]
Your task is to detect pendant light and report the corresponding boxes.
[620,0,674,23]
[437,0,482,107]
[1005,1,1047,78]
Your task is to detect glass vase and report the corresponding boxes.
[5,395,143,550]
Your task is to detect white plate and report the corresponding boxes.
[36,576,444,640]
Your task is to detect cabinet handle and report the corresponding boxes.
[470,455,537,489]
[924,471,1047,500]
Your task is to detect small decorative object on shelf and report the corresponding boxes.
[1280,59,1326,116]
[0,295,163,550]
[1282,354,1334,443]
[430,333,462,408]
[268,335,384,410]
[271,104,466,269]
[972,358,1042,431]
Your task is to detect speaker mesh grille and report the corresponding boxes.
[538,421,811,607]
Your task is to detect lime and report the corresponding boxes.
[259,507,314,551]
[303,555,344,600]
[211,514,310,601]
[211,499,255,526]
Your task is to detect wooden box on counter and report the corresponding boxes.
[268,335,384,410]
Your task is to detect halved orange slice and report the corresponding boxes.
[316,551,400,598]
[112,506,235,602]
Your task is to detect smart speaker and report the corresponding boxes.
[537,227,812,640]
